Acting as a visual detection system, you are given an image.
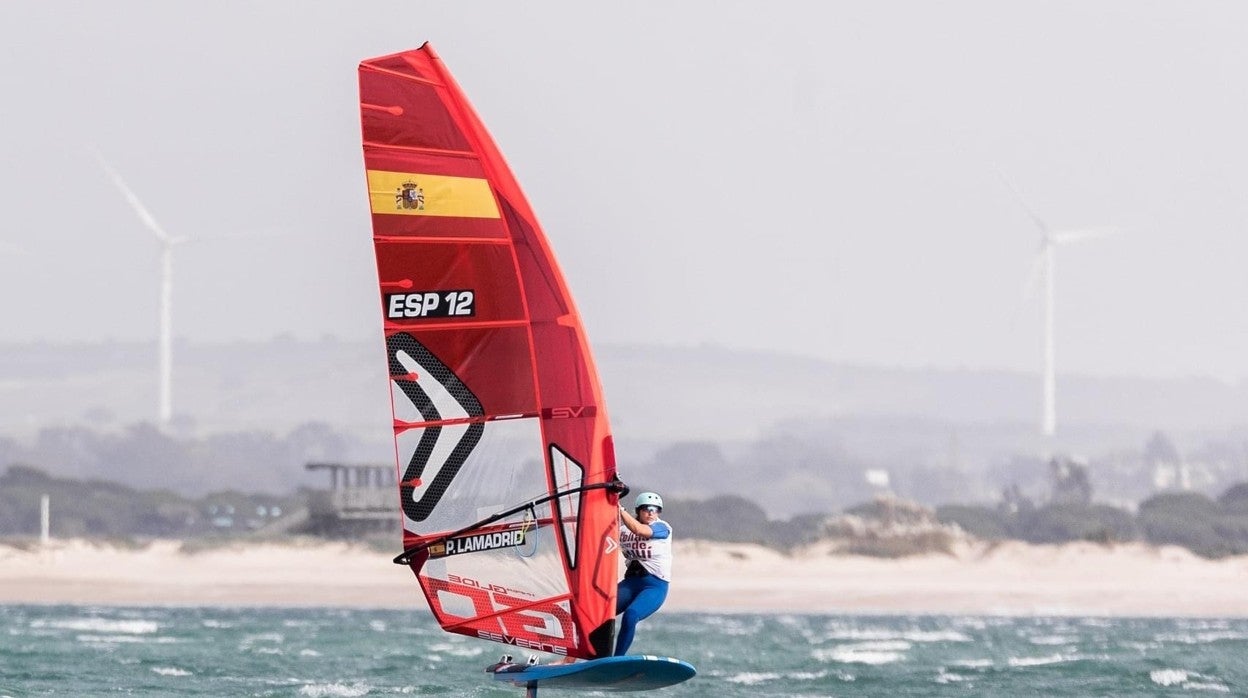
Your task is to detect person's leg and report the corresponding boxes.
[616,578,638,615]
[613,577,642,656]
[614,579,668,655]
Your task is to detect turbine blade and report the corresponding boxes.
[991,164,1049,235]
[91,149,173,243]
[1052,227,1120,245]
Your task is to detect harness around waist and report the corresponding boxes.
[624,559,650,578]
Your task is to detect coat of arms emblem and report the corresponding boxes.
[396,181,425,210]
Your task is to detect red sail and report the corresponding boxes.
[359,44,621,659]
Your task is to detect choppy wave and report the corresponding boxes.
[700,615,765,636]
[935,669,969,683]
[1149,669,1230,693]
[150,667,191,677]
[1007,653,1080,667]
[428,641,485,658]
[951,658,994,669]
[814,640,911,665]
[726,672,783,685]
[725,670,844,685]
[298,682,371,697]
[76,634,177,645]
[7,607,1248,696]
[814,625,971,643]
[33,618,157,634]
[1028,634,1079,645]
[1154,631,1248,644]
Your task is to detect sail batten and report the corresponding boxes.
[360,43,622,660]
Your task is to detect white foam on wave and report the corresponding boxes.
[818,627,970,643]
[1176,619,1232,631]
[1150,669,1230,693]
[428,642,484,658]
[1151,669,1190,686]
[298,682,371,697]
[76,634,177,645]
[815,640,911,665]
[1028,635,1078,646]
[1078,618,1114,628]
[952,659,993,669]
[725,669,832,685]
[201,620,233,629]
[726,672,782,685]
[35,618,158,634]
[1155,631,1248,644]
[151,667,192,677]
[369,620,387,632]
[702,615,764,636]
[1007,653,1076,667]
[1187,681,1232,693]
[242,632,285,644]
[240,632,285,651]
[935,669,968,684]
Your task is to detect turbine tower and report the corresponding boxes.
[997,170,1117,438]
[95,154,186,426]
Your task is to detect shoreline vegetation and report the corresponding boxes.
[5,464,1248,617]
[2,536,1248,617]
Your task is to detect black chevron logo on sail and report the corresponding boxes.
[387,333,484,522]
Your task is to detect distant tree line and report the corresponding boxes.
[0,422,366,495]
[663,495,828,551]
[11,459,1248,561]
[937,482,1248,558]
[0,465,300,540]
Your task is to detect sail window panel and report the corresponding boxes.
[417,483,573,637]
[548,445,585,569]
[397,417,544,535]
[375,242,526,324]
[423,525,569,610]
[389,328,537,423]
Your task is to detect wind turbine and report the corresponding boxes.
[997,170,1118,438]
[94,152,187,426]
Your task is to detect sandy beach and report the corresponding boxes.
[2,538,1246,617]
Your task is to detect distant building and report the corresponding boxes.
[1048,454,1092,506]
[304,462,398,536]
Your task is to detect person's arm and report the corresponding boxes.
[619,506,653,538]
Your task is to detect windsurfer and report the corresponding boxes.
[614,491,672,656]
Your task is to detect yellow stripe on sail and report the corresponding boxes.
[367,170,500,218]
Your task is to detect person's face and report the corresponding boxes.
[636,505,661,523]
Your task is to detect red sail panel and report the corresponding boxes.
[359,44,621,660]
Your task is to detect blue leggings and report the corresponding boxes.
[614,575,669,655]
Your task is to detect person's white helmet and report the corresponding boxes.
[634,492,663,510]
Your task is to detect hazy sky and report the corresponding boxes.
[3,2,1247,383]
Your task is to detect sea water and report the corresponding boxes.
[2,605,1246,696]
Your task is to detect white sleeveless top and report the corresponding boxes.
[620,519,673,582]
